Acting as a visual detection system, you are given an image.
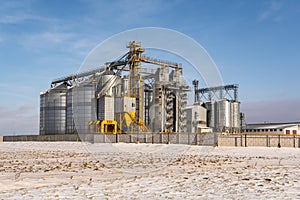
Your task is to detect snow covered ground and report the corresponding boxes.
[0,142,299,199]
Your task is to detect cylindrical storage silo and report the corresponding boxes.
[98,70,118,96]
[39,83,67,135]
[205,101,215,129]
[231,101,240,132]
[215,100,231,132]
[72,81,97,134]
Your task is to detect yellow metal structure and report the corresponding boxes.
[126,41,144,128]
[89,41,184,134]
[101,120,117,134]
[115,111,150,133]
[88,120,117,134]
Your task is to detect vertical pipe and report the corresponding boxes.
[192,80,199,103]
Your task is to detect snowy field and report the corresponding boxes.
[0,142,299,199]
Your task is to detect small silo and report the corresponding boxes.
[230,101,240,132]
[97,70,119,96]
[40,83,68,135]
[205,101,215,129]
[96,70,120,121]
[215,99,231,132]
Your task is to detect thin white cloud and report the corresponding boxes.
[85,0,173,25]
[18,31,99,62]
[41,32,77,43]
[258,1,282,22]
[0,0,57,24]
[0,0,32,12]
[19,31,77,52]
[0,14,38,24]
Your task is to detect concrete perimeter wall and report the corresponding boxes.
[3,134,300,148]
[3,133,218,146]
[92,133,218,146]
[3,134,80,142]
[218,134,300,148]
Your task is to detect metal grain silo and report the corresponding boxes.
[97,70,119,97]
[230,101,240,132]
[39,83,67,135]
[72,80,97,134]
[215,100,231,132]
[205,101,215,129]
[96,70,120,121]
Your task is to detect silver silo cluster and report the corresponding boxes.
[193,83,241,133]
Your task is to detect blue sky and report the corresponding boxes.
[0,0,300,135]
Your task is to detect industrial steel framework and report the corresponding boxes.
[193,81,239,102]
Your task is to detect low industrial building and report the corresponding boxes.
[244,122,300,135]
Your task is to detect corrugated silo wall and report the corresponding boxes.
[215,100,231,132]
[205,100,240,133]
[205,102,215,129]
[40,86,67,135]
[66,88,75,134]
[72,81,97,134]
[230,101,240,132]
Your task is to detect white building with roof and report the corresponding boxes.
[244,122,300,135]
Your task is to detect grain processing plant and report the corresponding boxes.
[40,41,241,135]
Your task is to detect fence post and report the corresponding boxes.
[160,133,162,143]
[245,134,247,147]
[152,132,154,144]
[293,136,296,148]
[240,135,243,147]
[278,135,281,148]
[235,137,237,147]
[214,134,218,146]
[266,135,269,147]
[116,134,119,143]
[188,132,190,145]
